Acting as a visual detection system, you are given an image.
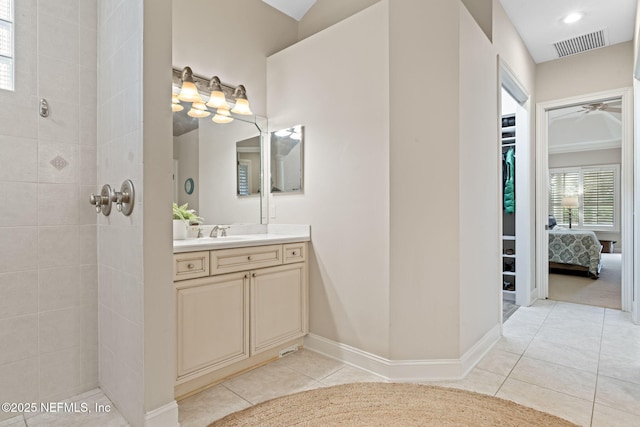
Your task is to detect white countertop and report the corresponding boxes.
[173,224,310,253]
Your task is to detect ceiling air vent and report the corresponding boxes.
[553,30,607,58]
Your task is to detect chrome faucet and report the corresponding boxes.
[209,225,228,238]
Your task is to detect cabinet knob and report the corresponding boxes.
[187,263,194,269]
[252,273,256,278]
[245,274,249,279]
[292,251,297,256]
[247,256,252,261]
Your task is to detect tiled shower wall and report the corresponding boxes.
[97,0,145,425]
[0,0,98,421]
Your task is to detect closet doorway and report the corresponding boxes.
[536,88,634,312]
[499,61,535,321]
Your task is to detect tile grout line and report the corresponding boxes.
[494,301,556,396]
[590,308,607,426]
[220,383,254,408]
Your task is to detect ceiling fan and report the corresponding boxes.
[579,100,622,114]
[550,99,622,120]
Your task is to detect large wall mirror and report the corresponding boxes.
[173,107,267,225]
[270,125,304,193]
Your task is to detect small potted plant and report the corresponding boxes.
[173,203,203,240]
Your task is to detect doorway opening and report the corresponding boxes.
[499,61,534,322]
[536,88,634,313]
[546,100,622,309]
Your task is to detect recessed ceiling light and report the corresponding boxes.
[563,13,583,24]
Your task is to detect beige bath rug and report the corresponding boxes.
[209,382,578,426]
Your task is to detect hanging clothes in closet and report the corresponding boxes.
[503,147,515,213]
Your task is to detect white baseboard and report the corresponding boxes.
[304,323,501,382]
[144,400,179,427]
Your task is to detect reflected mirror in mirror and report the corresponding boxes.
[271,125,304,193]
[236,137,261,196]
[173,105,267,225]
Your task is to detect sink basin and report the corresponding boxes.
[215,235,258,240]
[187,235,262,242]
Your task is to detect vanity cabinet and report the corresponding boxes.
[175,273,249,378]
[251,263,307,355]
[174,242,308,398]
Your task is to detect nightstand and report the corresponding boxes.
[600,240,616,253]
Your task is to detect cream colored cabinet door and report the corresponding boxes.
[176,272,249,379]
[250,263,308,355]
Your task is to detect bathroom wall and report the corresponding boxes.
[460,0,492,41]
[457,4,501,354]
[297,0,380,40]
[172,0,299,117]
[493,0,537,307]
[269,0,536,366]
[492,0,536,93]
[97,0,145,423]
[268,2,391,357]
[98,0,175,424]
[141,0,175,418]
[0,0,98,420]
[536,41,634,103]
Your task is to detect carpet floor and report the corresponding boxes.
[549,253,621,309]
[209,383,578,426]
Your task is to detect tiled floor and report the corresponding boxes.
[4,300,639,426]
[434,300,640,426]
[177,350,385,426]
[179,300,640,427]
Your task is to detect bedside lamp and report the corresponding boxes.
[562,196,579,229]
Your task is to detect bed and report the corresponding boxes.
[548,229,602,279]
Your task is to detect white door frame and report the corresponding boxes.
[535,87,634,312]
[500,59,535,308]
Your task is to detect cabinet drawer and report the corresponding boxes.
[210,244,282,275]
[174,251,210,281]
[283,242,307,264]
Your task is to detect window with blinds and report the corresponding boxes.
[0,0,13,91]
[549,165,619,230]
[237,163,249,196]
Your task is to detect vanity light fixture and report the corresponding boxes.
[212,105,234,124]
[177,67,203,103]
[206,76,228,108]
[171,94,184,112]
[187,101,211,118]
[172,67,253,123]
[230,85,253,115]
